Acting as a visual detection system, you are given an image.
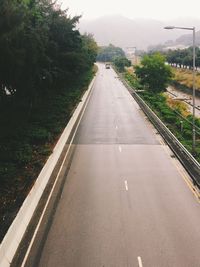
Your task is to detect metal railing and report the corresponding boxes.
[120,74,200,188]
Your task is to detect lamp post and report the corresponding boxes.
[164,26,196,154]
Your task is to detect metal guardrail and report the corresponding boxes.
[119,74,200,188]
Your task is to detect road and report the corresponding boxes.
[24,63,200,267]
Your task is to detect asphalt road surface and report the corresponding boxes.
[25,63,200,267]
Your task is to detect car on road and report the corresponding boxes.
[105,63,110,69]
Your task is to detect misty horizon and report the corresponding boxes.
[77,15,200,50]
[78,14,200,24]
[58,0,200,22]
[57,0,200,50]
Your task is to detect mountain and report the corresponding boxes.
[175,30,200,46]
[77,15,200,50]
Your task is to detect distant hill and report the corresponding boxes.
[78,15,200,50]
[175,30,200,46]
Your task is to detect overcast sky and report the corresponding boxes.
[58,0,200,21]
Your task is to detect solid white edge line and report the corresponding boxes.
[0,73,97,267]
[159,133,200,202]
[137,256,143,267]
[21,129,75,266]
[20,77,95,267]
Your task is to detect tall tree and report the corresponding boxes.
[135,53,173,92]
[113,56,131,72]
[97,44,125,62]
[0,0,97,108]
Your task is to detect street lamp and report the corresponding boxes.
[164,25,196,154]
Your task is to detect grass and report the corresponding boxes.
[172,68,200,92]
[165,95,190,117]
[0,67,96,241]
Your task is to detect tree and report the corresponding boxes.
[81,33,98,66]
[96,44,125,62]
[113,56,131,72]
[0,0,27,99]
[165,47,200,70]
[0,0,97,108]
[135,53,173,92]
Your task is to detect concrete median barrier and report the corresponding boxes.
[0,73,97,267]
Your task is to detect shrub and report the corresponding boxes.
[0,163,17,184]
[14,144,32,165]
[28,127,52,144]
[183,129,192,139]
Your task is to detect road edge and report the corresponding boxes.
[0,71,98,267]
[115,67,200,189]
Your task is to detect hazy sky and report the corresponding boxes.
[58,0,200,20]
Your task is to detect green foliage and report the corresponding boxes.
[0,67,95,241]
[96,44,130,72]
[135,53,173,92]
[124,69,200,161]
[0,163,17,185]
[124,72,143,90]
[28,127,52,144]
[113,57,131,72]
[0,67,94,177]
[0,141,32,165]
[0,0,98,240]
[0,0,97,103]
[96,44,125,62]
[14,143,33,164]
[165,47,200,69]
[0,0,97,191]
[137,90,200,160]
[81,33,98,67]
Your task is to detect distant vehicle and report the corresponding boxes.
[105,63,110,69]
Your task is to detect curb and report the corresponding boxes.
[0,73,97,267]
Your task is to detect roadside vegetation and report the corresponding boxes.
[0,0,97,241]
[135,53,174,92]
[97,44,131,71]
[165,47,200,70]
[113,56,131,72]
[161,47,200,95]
[97,44,125,62]
[124,53,200,162]
[171,68,200,94]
